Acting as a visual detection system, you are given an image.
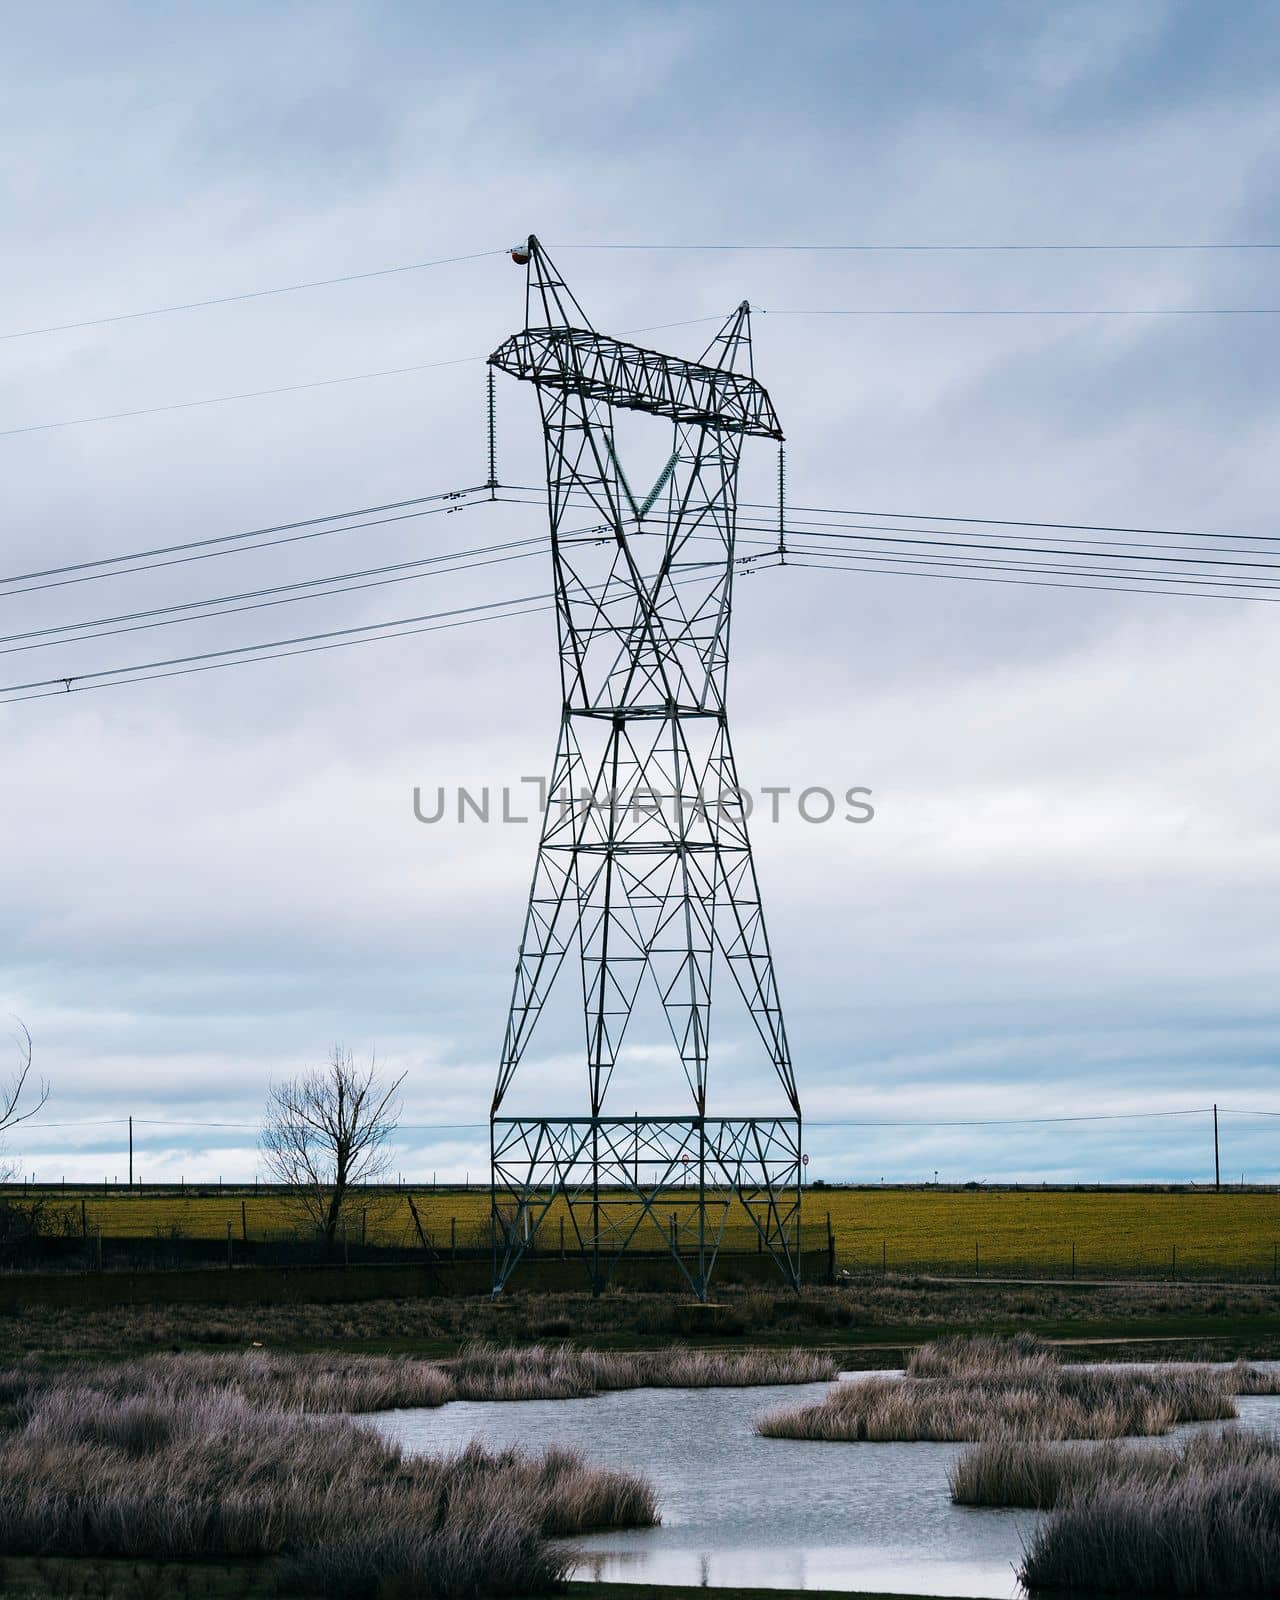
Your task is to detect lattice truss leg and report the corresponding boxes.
[492,1118,801,1298]
[488,237,801,1299]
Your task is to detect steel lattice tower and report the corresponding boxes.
[489,237,801,1299]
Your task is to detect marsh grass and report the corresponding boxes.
[0,1340,827,1595]
[905,1331,1056,1381]
[950,1425,1280,1508]
[1226,1357,1280,1395]
[962,1432,1280,1595]
[0,1351,453,1417]
[756,1335,1241,1443]
[0,1342,835,1425]
[449,1341,835,1400]
[0,1375,657,1598]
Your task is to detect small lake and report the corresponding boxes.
[372,1371,1280,1598]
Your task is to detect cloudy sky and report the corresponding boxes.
[2,0,1278,1187]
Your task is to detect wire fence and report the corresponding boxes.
[839,1239,1280,1284]
[6,1183,1280,1283]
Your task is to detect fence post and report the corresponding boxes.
[1171,1243,1177,1281]
[80,1197,87,1239]
[241,1199,248,1243]
[975,1241,979,1276]
[670,1214,677,1256]
[451,1217,457,1261]
[826,1211,835,1284]
[95,1224,102,1271]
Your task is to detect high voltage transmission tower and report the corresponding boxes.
[488,236,802,1300]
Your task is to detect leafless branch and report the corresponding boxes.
[2,1019,48,1134]
[260,1046,404,1246]
[0,1019,48,1184]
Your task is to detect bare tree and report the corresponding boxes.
[260,1047,404,1246]
[1,1019,48,1182]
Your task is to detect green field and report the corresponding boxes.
[20,1183,1280,1278]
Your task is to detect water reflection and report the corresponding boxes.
[373,1374,1029,1597]
[371,1373,1280,1598]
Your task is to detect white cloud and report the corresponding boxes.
[3,1,1278,1183]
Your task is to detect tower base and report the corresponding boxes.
[490,1115,802,1300]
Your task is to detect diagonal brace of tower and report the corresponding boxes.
[488,237,801,1299]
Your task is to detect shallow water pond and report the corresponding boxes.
[372,1373,1280,1598]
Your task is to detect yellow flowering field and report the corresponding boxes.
[24,1184,1280,1277]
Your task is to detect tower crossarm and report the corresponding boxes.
[488,326,784,442]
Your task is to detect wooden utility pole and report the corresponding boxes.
[1214,1104,1220,1191]
[128,1116,133,1186]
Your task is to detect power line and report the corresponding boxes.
[0,591,557,705]
[543,483,1280,549]
[4,302,1265,444]
[0,554,757,706]
[10,238,1280,348]
[16,1106,1280,1136]
[783,556,1280,605]
[774,539,1280,592]
[8,1117,483,1132]
[0,485,490,590]
[0,317,725,442]
[2,503,778,658]
[6,528,783,659]
[0,536,550,659]
[809,1109,1213,1127]
[740,519,1280,575]
[13,238,1275,347]
[19,481,1269,615]
[556,241,1280,254]
[0,354,486,439]
[3,498,494,601]
[760,306,1280,317]
[0,248,508,343]
[10,476,1280,705]
[734,508,1280,553]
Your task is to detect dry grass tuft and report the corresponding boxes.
[951,1425,1280,1509]
[0,1341,835,1425]
[905,1331,1055,1381]
[965,1431,1280,1595]
[1226,1358,1280,1395]
[756,1335,1239,1443]
[627,1346,835,1388]
[1,1351,454,1417]
[448,1341,835,1401]
[0,1371,657,1598]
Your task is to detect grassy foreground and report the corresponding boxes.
[0,1355,660,1598]
[0,1344,836,1413]
[952,1429,1280,1595]
[12,1275,1280,1363]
